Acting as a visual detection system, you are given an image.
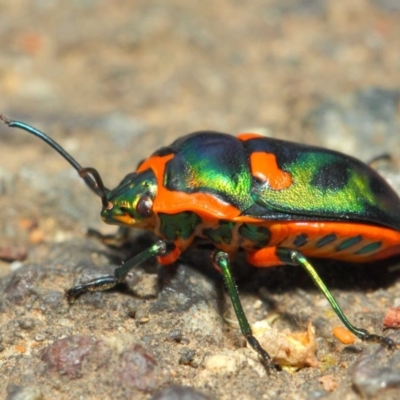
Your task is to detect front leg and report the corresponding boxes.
[66,240,173,302]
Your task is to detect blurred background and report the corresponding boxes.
[1,1,400,398]
[1,1,400,231]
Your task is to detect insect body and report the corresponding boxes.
[1,115,398,368]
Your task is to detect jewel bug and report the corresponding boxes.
[1,114,398,369]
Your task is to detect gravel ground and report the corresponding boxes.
[1,1,400,399]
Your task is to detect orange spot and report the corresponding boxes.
[250,152,292,190]
[237,132,264,141]
[333,326,355,345]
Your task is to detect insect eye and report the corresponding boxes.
[136,196,153,218]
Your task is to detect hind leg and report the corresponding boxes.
[247,246,395,348]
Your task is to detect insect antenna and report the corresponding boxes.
[0,114,109,208]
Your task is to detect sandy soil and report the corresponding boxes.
[1,1,400,399]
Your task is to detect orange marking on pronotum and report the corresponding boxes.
[237,132,263,141]
[138,154,242,223]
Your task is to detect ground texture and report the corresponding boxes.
[1,1,400,399]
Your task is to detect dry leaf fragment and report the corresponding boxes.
[251,320,318,370]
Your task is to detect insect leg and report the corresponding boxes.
[67,240,170,302]
[212,250,277,370]
[87,226,131,247]
[276,248,396,349]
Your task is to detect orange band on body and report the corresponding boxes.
[138,154,242,223]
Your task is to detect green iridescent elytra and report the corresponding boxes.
[137,132,400,231]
